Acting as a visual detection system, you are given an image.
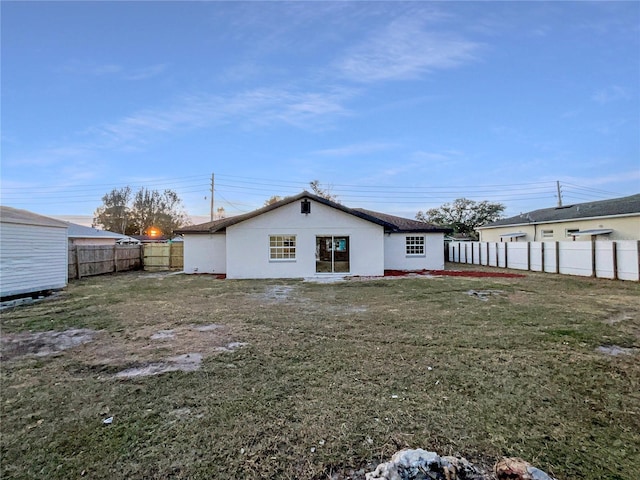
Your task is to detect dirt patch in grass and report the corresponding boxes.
[1,328,97,360]
[1,320,244,378]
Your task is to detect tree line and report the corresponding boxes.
[93,187,190,237]
[93,181,505,240]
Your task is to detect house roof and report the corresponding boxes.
[175,191,452,234]
[0,206,68,228]
[352,208,451,233]
[65,222,127,239]
[478,193,640,229]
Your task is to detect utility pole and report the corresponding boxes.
[556,180,563,207]
[210,173,215,221]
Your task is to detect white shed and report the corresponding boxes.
[0,206,69,299]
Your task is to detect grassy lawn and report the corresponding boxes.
[1,268,639,479]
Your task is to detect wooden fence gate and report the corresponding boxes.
[143,243,184,271]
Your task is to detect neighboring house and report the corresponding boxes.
[116,236,142,245]
[131,234,170,244]
[66,222,128,246]
[0,206,68,299]
[477,193,640,242]
[175,191,451,279]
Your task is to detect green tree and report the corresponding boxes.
[416,198,505,239]
[93,187,132,234]
[94,187,190,236]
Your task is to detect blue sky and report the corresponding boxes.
[2,1,639,222]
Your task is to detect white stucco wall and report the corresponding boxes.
[226,200,384,279]
[383,233,445,270]
[183,233,226,274]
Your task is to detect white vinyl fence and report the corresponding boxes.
[448,240,640,281]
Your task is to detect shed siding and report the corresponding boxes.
[0,222,68,297]
[383,233,445,270]
[226,200,384,279]
[183,233,226,274]
[70,238,119,246]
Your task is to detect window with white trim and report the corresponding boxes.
[269,235,296,260]
[566,228,579,238]
[406,236,425,256]
[541,229,554,239]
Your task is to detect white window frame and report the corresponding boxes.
[269,235,296,261]
[541,229,554,239]
[405,235,425,256]
[566,228,579,238]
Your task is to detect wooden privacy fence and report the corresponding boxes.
[449,240,640,281]
[69,245,142,280]
[143,243,184,271]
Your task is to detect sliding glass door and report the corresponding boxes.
[315,236,349,273]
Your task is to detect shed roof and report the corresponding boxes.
[478,193,640,229]
[66,222,127,239]
[176,191,452,234]
[0,206,68,228]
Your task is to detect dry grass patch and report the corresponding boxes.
[1,269,639,479]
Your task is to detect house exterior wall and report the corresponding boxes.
[0,222,68,298]
[183,233,226,274]
[226,200,384,279]
[383,232,446,270]
[478,215,640,242]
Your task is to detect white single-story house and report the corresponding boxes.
[0,206,68,299]
[476,193,640,242]
[175,191,452,279]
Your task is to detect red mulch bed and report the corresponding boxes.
[384,269,526,278]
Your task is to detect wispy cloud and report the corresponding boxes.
[311,142,396,157]
[59,61,123,76]
[6,86,354,170]
[335,17,481,82]
[125,64,168,81]
[556,170,640,187]
[592,85,632,104]
[58,61,167,81]
[91,87,353,148]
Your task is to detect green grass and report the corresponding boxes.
[1,268,639,479]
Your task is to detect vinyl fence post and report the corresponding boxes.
[504,242,509,269]
[591,237,597,278]
[555,242,560,274]
[612,241,618,281]
[637,240,640,282]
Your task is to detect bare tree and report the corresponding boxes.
[309,180,339,203]
[264,195,283,206]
